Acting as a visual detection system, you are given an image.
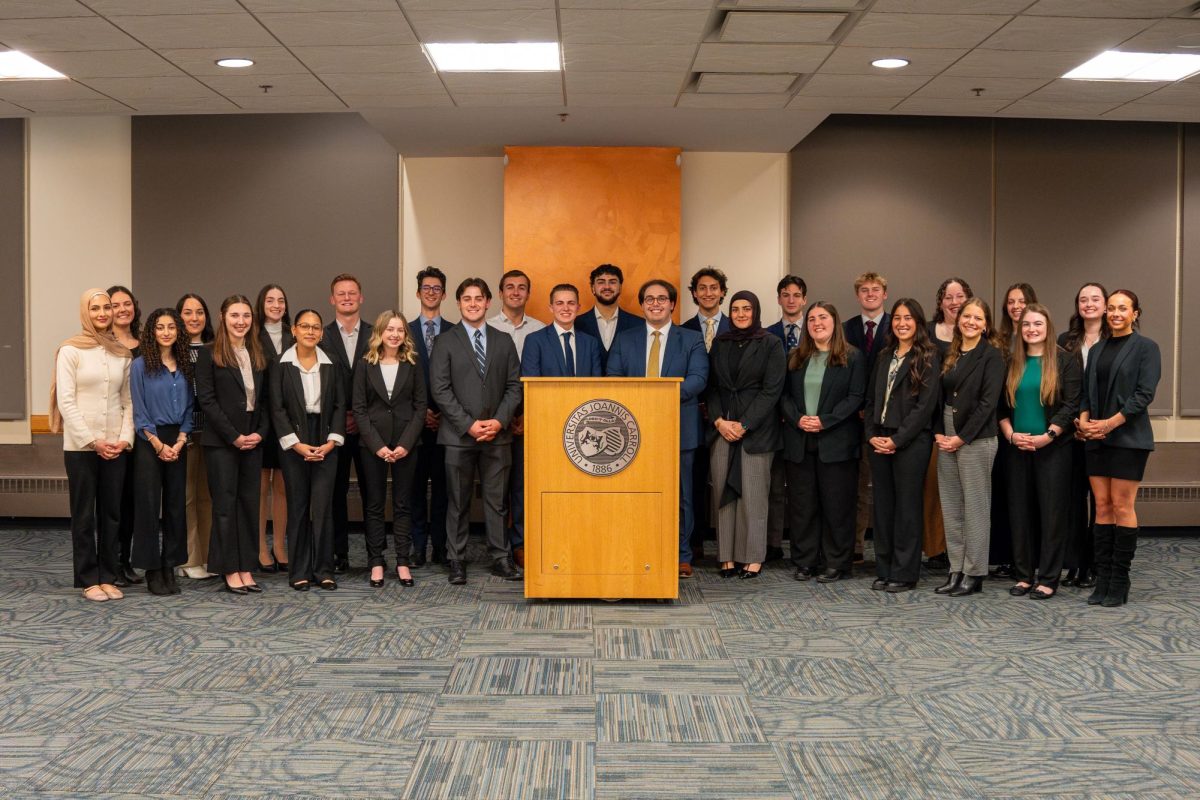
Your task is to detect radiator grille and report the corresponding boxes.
[1138,485,1200,502]
[0,477,69,494]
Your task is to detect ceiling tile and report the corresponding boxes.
[228,94,347,111]
[1135,83,1200,105]
[405,9,558,42]
[319,71,445,94]
[697,72,797,93]
[0,79,108,101]
[87,0,244,13]
[999,98,1124,116]
[560,1,712,8]
[566,71,684,93]
[34,49,182,78]
[403,0,551,8]
[158,47,311,76]
[727,0,861,7]
[843,12,1012,48]
[787,95,900,111]
[1105,102,1200,121]
[1022,1,1194,18]
[109,13,277,49]
[199,72,331,97]
[257,12,418,46]
[1118,19,1200,53]
[943,49,1096,78]
[451,92,563,106]
[567,93,675,107]
[871,0,1031,11]
[339,92,452,107]
[291,45,432,74]
[22,99,131,113]
[128,96,239,112]
[563,43,695,72]
[0,17,143,51]
[0,0,92,18]
[912,74,1047,100]
[678,92,790,108]
[246,0,403,10]
[693,43,832,73]
[795,72,929,96]
[85,75,227,101]
[980,16,1152,51]
[719,11,846,44]
[817,46,968,76]
[894,95,1011,113]
[559,9,711,44]
[1022,78,1161,103]
[441,72,562,93]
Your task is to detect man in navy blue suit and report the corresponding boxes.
[408,266,450,567]
[607,279,708,578]
[522,283,603,379]
[681,267,730,562]
[574,263,643,373]
[842,271,890,563]
[764,274,808,563]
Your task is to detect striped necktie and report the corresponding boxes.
[473,329,486,378]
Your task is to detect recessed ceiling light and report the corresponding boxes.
[871,58,909,70]
[216,58,255,68]
[1064,50,1200,81]
[0,51,67,80]
[426,42,559,72]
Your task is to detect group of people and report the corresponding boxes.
[53,265,1160,608]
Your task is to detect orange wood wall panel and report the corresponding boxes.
[504,146,681,324]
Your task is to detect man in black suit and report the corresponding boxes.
[573,263,643,373]
[430,278,523,585]
[843,271,890,563]
[320,273,372,573]
[764,274,808,563]
[409,266,450,567]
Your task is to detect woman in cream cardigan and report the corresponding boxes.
[51,288,135,602]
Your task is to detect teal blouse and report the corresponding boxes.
[1012,356,1046,435]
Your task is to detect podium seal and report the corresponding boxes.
[563,399,640,476]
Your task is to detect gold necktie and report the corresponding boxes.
[647,330,661,378]
[704,318,715,352]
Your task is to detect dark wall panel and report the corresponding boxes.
[791,115,993,319]
[1183,125,1200,416]
[132,113,398,324]
[995,119,1176,415]
[0,119,24,419]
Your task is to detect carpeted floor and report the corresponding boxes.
[1,527,1197,799]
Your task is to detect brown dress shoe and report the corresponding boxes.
[513,547,525,568]
[679,562,693,579]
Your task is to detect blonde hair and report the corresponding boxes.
[364,309,417,366]
[1005,303,1060,408]
[853,272,888,292]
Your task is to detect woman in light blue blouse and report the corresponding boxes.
[130,308,194,596]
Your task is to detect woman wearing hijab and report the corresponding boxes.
[782,302,867,583]
[52,289,135,602]
[705,291,786,578]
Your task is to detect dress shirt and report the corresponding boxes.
[488,311,545,360]
[552,322,578,373]
[862,312,884,336]
[277,346,345,449]
[131,357,194,440]
[337,318,360,365]
[233,346,256,411]
[381,362,399,398]
[594,307,620,349]
[462,320,488,350]
[644,321,672,376]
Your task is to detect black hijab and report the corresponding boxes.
[716,290,768,342]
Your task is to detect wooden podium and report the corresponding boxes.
[522,378,680,599]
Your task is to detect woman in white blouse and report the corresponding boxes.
[51,288,134,602]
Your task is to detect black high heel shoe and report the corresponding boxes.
[739,567,761,580]
[257,557,278,574]
[948,575,983,596]
[244,582,263,593]
[396,566,414,587]
[370,568,385,588]
[223,581,249,595]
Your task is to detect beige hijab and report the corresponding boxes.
[48,288,133,433]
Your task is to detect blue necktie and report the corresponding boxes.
[786,324,798,350]
[562,332,575,377]
[473,329,486,378]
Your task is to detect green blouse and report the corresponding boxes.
[1013,356,1046,435]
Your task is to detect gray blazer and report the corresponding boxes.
[1082,332,1160,452]
[429,323,522,448]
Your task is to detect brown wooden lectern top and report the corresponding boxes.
[522,378,680,599]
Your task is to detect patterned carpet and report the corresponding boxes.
[1,526,1198,799]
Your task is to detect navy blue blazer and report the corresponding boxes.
[575,307,643,373]
[1081,332,1160,452]
[682,313,731,340]
[409,316,446,413]
[521,325,603,378]
[843,313,891,367]
[606,324,708,451]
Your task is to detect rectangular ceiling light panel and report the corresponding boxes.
[426,42,560,72]
[0,51,68,80]
[1064,50,1200,81]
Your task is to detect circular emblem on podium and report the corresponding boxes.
[563,399,640,476]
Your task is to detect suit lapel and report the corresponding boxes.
[1105,333,1137,400]
[817,358,835,412]
[368,362,391,404]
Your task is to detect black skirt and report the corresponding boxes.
[1086,444,1150,482]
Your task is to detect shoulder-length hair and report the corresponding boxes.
[364,309,417,366]
[943,296,996,374]
[998,282,1037,349]
[175,293,215,344]
[932,277,973,324]
[789,301,851,370]
[254,283,291,329]
[885,298,936,397]
[1062,281,1110,352]
[1005,303,1060,408]
[138,308,194,383]
[212,294,266,371]
[107,285,141,338]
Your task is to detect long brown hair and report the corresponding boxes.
[789,301,851,370]
[1004,303,1059,408]
[364,309,417,366]
[886,298,936,397]
[1062,281,1110,352]
[942,296,996,374]
[212,294,265,370]
[998,282,1037,350]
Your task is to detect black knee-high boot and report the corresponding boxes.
[1088,523,1114,606]
[1103,526,1138,607]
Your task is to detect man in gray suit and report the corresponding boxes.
[430,277,524,585]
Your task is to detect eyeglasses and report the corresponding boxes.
[643,296,671,305]
[420,285,444,294]
[295,323,322,332]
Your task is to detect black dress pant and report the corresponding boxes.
[360,448,418,568]
[989,438,1014,566]
[331,431,364,559]
[116,452,135,567]
[786,452,859,574]
[445,442,511,564]
[1007,440,1072,585]
[410,430,448,561]
[691,441,713,551]
[279,419,337,584]
[130,426,188,571]
[204,443,262,574]
[870,430,932,583]
[65,450,127,588]
[1063,439,1094,571]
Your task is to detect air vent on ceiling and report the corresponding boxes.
[697,72,800,93]
[719,11,847,44]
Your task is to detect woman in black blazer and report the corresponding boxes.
[270,308,346,592]
[255,283,293,574]
[998,303,1081,600]
[195,295,269,595]
[1077,289,1160,607]
[353,310,427,588]
[781,302,866,583]
[934,297,1005,597]
[705,291,785,579]
[865,299,941,592]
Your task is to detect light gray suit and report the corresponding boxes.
[429,322,523,563]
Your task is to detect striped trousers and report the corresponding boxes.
[937,409,998,578]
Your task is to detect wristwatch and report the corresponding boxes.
[1046,429,1058,440]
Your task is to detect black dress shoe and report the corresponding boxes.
[794,566,817,581]
[243,582,263,593]
[318,579,338,590]
[448,561,467,585]
[333,556,349,574]
[816,569,845,583]
[1009,583,1032,597]
[1029,586,1056,600]
[885,581,917,593]
[258,559,278,574]
[764,546,785,563]
[719,567,739,578]
[396,567,415,587]
[948,575,983,596]
[989,563,1015,579]
[1075,569,1097,588]
[871,577,889,591]
[1061,568,1078,586]
[370,577,385,588]
[291,580,310,591]
[146,568,171,596]
[934,572,963,595]
[491,558,522,581]
[223,582,249,595]
[739,567,761,580]
[120,563,143,585]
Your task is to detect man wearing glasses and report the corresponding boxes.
[607,279,708,579]
[409,266,450,568]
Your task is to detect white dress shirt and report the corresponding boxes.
[488,310,545,360]
[277,346,344,450]
[644,321,672,376]
[594,307,620,350]
[55,346,134,451]
[552,322,577,372]
[337,318,360,365]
